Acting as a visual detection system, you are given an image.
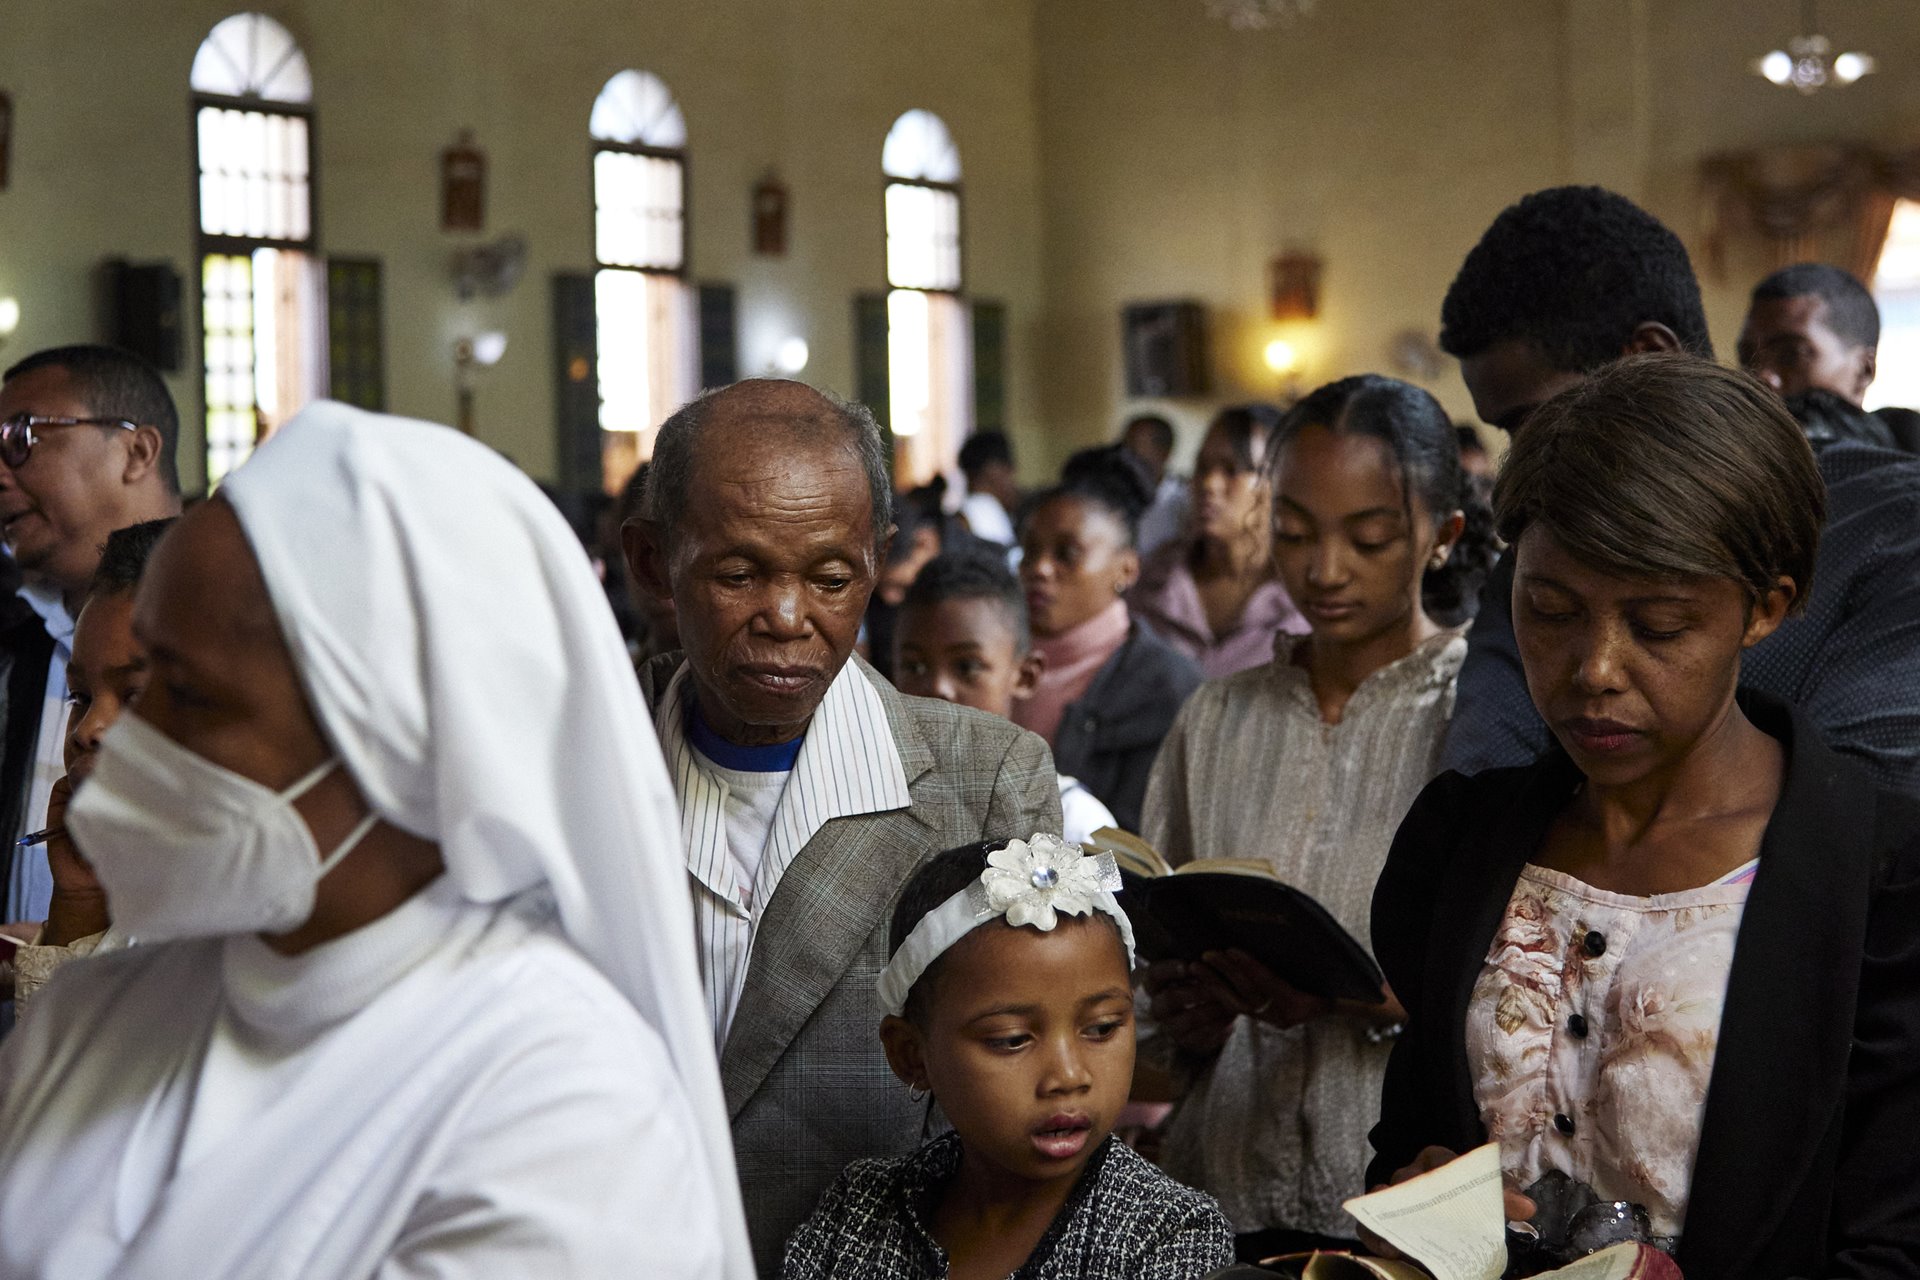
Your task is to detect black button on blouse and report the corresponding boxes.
[1583,930,1607,958]
[1554,1112,1577,1136]
[1568,1013,1589,1039]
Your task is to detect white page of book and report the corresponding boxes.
[1341,1144,1507,1280]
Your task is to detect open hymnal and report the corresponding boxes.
[1083,827,1385,1004]
[1258,1146,1678,1280]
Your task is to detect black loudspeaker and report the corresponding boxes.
[1122,301,1209,398]
[108,261,184,373]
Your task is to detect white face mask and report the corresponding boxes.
[66,714,380,944]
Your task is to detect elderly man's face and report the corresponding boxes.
[658,416,879,745]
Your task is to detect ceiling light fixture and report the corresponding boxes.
[1204,0,1317,31]
[1755,0,1875,94]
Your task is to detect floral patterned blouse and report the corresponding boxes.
[1468,861,1756,1239]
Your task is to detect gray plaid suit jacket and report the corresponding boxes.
[638,654,1062,1275]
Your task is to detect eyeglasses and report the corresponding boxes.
[0,414,140,470]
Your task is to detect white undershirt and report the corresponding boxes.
[690,748,793,914]
[1058,774,1117,846]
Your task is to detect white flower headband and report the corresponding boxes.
[876,834,1137,1018]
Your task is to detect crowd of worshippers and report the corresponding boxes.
[0,183,1916,1280]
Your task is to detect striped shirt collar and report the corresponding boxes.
[656,659,913,900]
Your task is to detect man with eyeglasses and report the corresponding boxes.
[0,346,180,950]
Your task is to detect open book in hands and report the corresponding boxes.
[1084,827,1386,1005]
[1255,1146,1679,1280]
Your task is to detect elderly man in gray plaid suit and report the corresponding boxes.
[625,379,1060,1274]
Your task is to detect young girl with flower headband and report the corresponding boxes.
[780,835,1234,1280]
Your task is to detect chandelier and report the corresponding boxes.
[1754,0,1875,93]
[1203,0,1317,30]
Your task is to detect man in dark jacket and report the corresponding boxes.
[1436,187,1920,795]
[1737,261,1920,453]
[0,346,181,926]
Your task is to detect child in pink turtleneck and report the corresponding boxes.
[1011,450,1202,832]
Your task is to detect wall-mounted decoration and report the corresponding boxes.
[1123,301,1209,398]
[1269,251,1322,321]
[441,129,486,232]
[1699,142,1920,280]
[451,234,527,300]
[0,91,13,191]
[753,174,788,256]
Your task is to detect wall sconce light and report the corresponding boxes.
[1264,332,1308,404]
[0,298,19,350]
[773,336,809,376]
[454,330,508,435]
[462,331,508,368]
[1263,337,1298,375]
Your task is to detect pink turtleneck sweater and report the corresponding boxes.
[1014,600,1132,747]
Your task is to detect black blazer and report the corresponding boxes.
[1368,693,1920,1280]
[0,595,54,918]
[1050,619,1202,833]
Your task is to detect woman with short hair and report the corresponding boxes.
[1369,354,1920,1279]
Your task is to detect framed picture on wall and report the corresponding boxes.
[1122,301,1209,398]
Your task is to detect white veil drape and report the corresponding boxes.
[220,401,753,1278]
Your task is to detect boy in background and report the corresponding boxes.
[893,548,1116,843]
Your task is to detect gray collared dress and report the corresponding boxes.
[1141,630,1466,1239]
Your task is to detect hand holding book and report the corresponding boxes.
[1190,948,1330,1025]
[1088,827,1389,1006]
[1257,1146,1679,1280]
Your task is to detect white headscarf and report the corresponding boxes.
[219,401,753,1279]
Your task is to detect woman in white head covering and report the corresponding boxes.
[0,403,754,1279]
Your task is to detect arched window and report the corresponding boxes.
[1868,199,1920,414]
[883,110,969,485]
[592,70,695,492]
[191,13,323,485]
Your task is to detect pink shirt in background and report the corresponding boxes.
[1129,542,1307,680]
[1014,600,1131,746]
